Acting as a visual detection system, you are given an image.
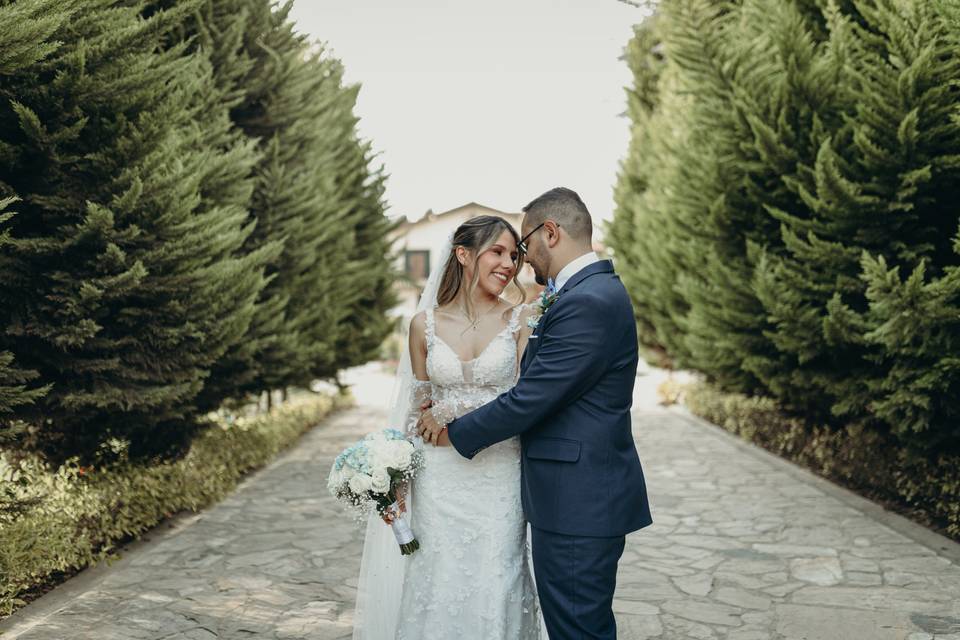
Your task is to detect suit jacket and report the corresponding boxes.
[447,260,652,537]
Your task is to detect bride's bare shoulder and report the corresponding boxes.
[497,300,515,322]
[409,310,428,338]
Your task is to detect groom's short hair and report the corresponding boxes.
[522,187,593,243]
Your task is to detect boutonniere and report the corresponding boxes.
[526,282,559,330]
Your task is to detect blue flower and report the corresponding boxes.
[336,442,372,474]
[527,283,560,330]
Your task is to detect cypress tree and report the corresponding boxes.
[0,198,50,415]
[0,0,68,75]
[609,16,671,362]
[616,0,960,447]
[327,133,397,379]
[168,0,302,407]
[0,0,272,462]
[608,7,708,369]
[683,0,860,412]
[619,0,778,390]
[754,0,960,435]
[241,41,367,389]
[840,1,960,448]
[184,1,396,403]
[0,348,49,416]
[0,3,63,418]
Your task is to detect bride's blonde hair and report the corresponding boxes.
[436,216,525,322]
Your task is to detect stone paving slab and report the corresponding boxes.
[2,364,959,639]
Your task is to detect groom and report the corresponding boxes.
[418,187,652,639]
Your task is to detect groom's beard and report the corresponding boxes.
[531,259,546,285]
[530,251,549,286]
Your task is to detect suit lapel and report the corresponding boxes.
[518,260,615,375]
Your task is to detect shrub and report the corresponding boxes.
[684,382,960,541]
[0,390,351,616]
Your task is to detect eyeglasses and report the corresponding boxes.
[519,221,556,255]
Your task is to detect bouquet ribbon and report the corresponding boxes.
[389,500,416,546]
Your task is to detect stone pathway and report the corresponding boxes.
[2,364,959,639]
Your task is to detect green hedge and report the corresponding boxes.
[0,391,351,616]
[684,382,960,542]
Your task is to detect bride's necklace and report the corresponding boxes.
[458,299,499,332]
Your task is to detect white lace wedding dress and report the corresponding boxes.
[394,305,541,640]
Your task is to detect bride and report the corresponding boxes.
[352,215,543,639]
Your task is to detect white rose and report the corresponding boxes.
[349,473,374,495]
[385,441,412,471]
[368,444,391,471]
[371,441,402,472]
[383,439,414,468]
[369,470,391,494]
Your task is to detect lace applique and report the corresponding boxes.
[424,307,437,349]
[405,380,433,437]
[506,303,526,335]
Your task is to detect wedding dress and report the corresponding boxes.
[351,231,542,640]
[394,305,541,639]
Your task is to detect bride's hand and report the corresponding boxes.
[416,408,446,445]
[382,486,407,524]
[436,429,451,447]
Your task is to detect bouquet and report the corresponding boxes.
[327,428,424,555]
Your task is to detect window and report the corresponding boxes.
[405,250,430,281]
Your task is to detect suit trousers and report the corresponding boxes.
[531,526,626,639]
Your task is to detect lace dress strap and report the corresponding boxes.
[507,303,526,334]
[424,307,437,347]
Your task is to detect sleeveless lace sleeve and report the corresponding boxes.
[424,307,436,348]
[508,303,527,334]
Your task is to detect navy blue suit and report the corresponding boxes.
[447,260,652,639]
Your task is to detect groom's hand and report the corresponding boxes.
[416,409,447,446]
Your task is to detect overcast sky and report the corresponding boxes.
[288,0,652,231]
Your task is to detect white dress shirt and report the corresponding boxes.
[553,251,601,292]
